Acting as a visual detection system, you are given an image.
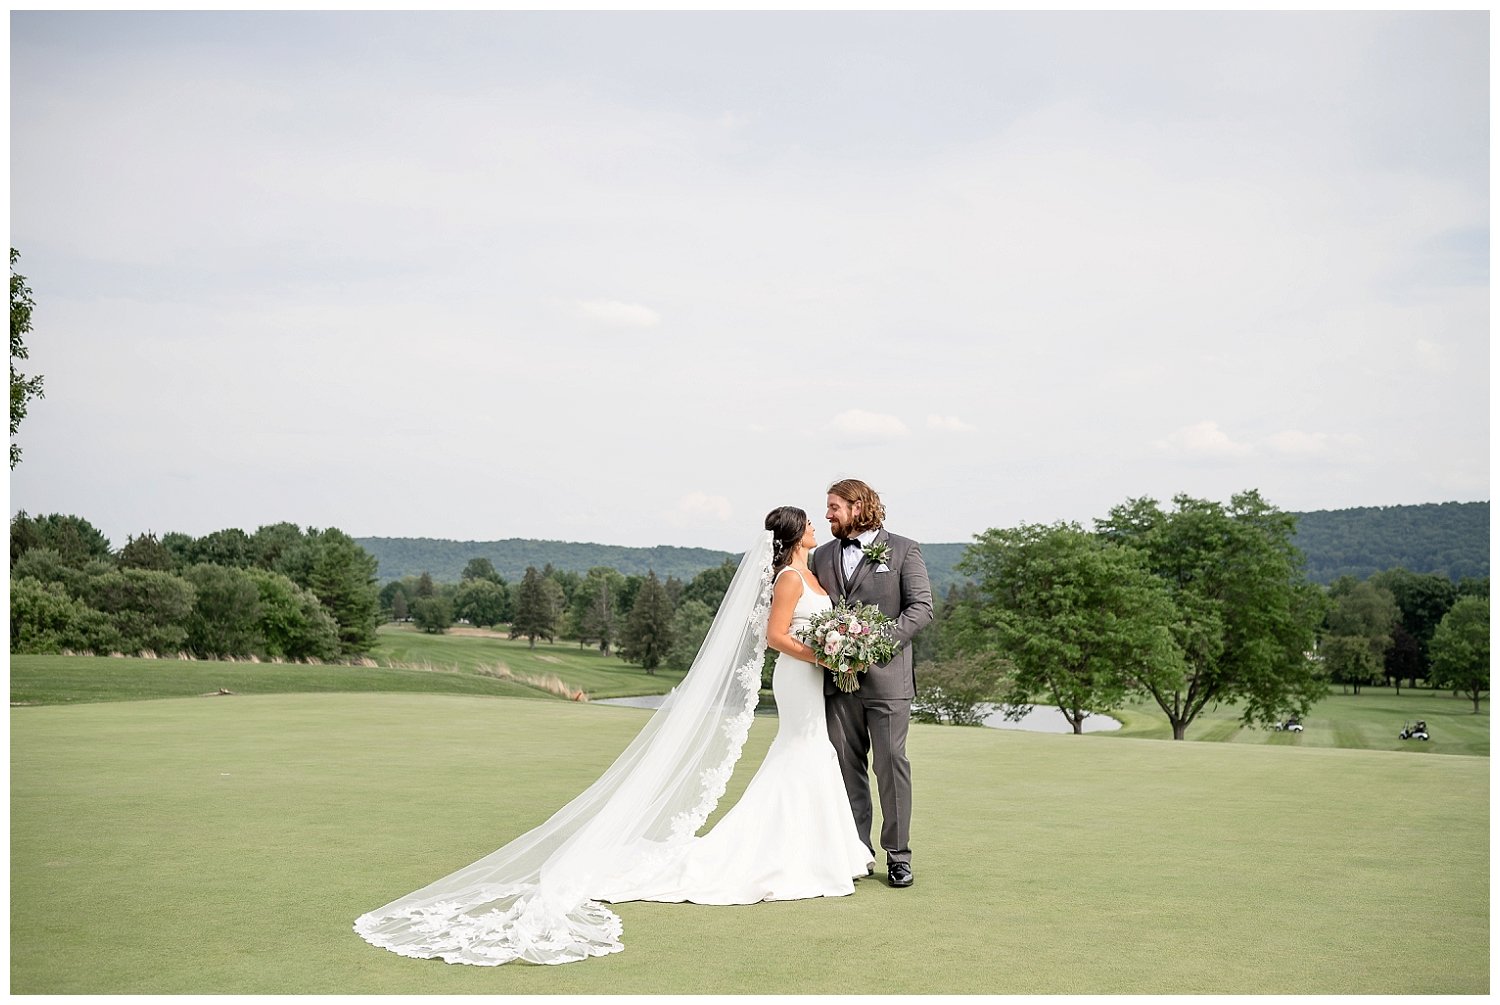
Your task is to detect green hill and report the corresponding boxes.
[355,536,736,584]
[1289,501,1488,583]
[357,501,1488,589]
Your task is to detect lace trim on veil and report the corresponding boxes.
[354,533,775,967]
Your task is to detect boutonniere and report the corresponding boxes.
[863,541,892,566]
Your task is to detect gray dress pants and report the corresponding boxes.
[825,689,912,866]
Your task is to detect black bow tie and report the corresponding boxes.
[842,538,863,549]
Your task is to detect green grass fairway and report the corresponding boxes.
[10,629,686,708]
[1112,690,1489,757]
[12,694,1487,994]
[372,624,686,698]
[8,653,552,705]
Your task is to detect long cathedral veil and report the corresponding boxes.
[354,531,775,966]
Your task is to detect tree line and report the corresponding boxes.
[353,501,1489,606]
[356,536,737,585]
[383,555,742,675]
[10,512,381,661]
[1318,567,1489,710]
[908,490,1490,737]
[12,494,1488,728]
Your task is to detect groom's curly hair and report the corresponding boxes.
[827,478,886,535]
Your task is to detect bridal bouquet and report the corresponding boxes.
[796,601,898,693]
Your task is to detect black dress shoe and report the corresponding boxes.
[888,862,913,888]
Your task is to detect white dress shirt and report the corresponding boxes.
[840,527,879,581]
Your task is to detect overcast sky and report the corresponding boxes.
[9,11,1489,553]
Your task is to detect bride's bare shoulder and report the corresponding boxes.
[773,566,805,595]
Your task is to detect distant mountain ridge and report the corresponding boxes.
[357,500,1488,591]
[1288,501,1487,583]
[355,536,736,585]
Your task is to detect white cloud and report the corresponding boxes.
[675,491,733,522]
[828,409,911,444]
[576,299,661,329]
[1156,421,1254,458]
[927,414,975,433]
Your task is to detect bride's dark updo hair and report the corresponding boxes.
[765,506,809,576]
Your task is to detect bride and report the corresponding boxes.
[354,506,874,966]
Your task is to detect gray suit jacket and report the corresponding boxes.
[811,529,934,700]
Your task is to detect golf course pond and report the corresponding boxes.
[593,694,1121,733]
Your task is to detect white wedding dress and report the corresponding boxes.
[594,568,872,905]
[354,536,873,967]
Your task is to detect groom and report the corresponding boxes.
[811,478,933,888]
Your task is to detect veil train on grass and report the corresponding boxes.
[354,531,774,966]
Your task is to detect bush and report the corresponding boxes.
[913,655,1009,726]
[83,568,196,655]
[10,576,119,654]
[247,568,340,661]
[453,578,507,629]
[10,579,117,657]
[12,547,97,596]
[411,597,454,634]
[183,563,265,658]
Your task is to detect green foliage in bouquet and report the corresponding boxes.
[796,600,898,692]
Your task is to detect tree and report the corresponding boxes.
[193,528,255,568]
[391,590,409,622]
[461,557,502,583]
[575,567,626,655]
[913,582,979,666]
[1320,579,1398,695]
[666,598,713,670]
[246,568,340,661]
[542,575,568,637]
[912,654,1011,726]
[663,574,685,611]
[1369,569,1460,666]
[511,566,558,648]
[616,575,643,620]
[283,528,381,656]
[681,558,739,611]
[10,249,44,469]
[1381,623,1422,694]
[117,532,177,572]
[1096,491,1328,739]
[415,571,436,598]
[1429,596,1489,713]
[953,522,1184,733]
[11,512,112,568]
[379,580,410,619]
[1457,576,1490,599]
[10,576,118,654]
[183,563,265,657]
[251,522,305,570]
[161,532,198,569]
[620,570,674,673]
[13,546,98,597]
[83,568,197,655]
[411,596,454,634]
[453,577,507,628]
[541,564,581,612]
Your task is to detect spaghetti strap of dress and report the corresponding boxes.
[775,566,809,589]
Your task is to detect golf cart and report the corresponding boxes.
[1274,715,1303,732]
[1398,720,1430,741]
